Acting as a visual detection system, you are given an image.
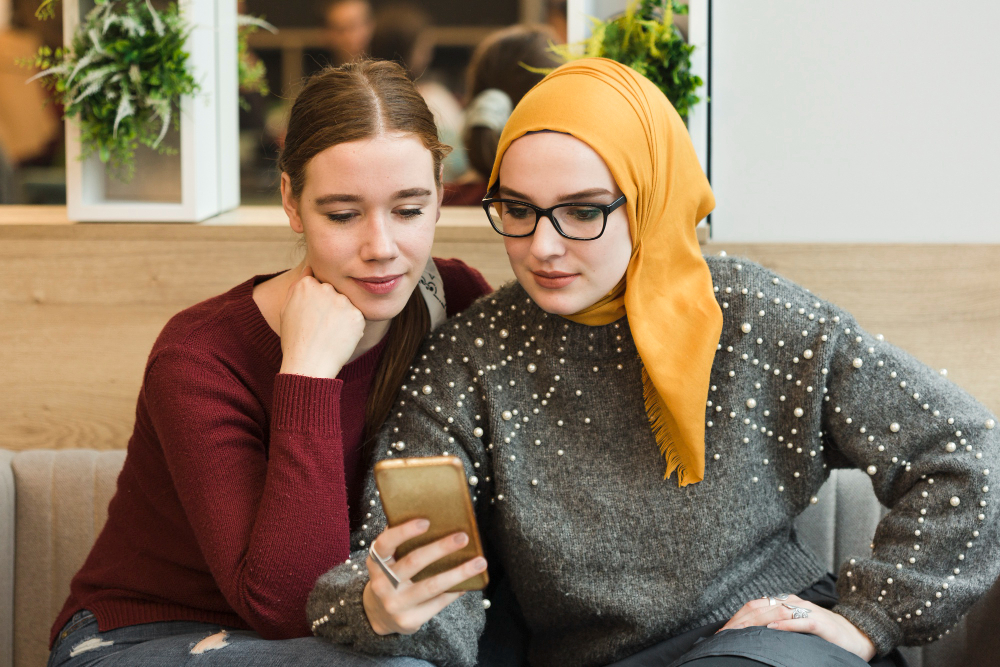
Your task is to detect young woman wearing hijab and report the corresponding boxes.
[46,60,489,667]
[307,59,1000,667]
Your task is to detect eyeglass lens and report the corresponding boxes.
[486,201,605,239]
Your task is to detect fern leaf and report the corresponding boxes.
[145,0,165,37]
[113,87,134,137]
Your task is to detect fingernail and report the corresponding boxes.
[472,557,487,570]
[415,519,430,530]
[453,532,468,545]
[767,622,777,628]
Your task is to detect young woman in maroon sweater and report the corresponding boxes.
[47,61,490,666]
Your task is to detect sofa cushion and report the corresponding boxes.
[11,449,126,667]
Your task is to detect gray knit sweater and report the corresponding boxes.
[308,257,1000,667]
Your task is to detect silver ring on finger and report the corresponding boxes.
[781,602,810,619]
[369,543,402,589]
[765,593,790,606]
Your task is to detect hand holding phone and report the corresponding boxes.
[362,456,489,636]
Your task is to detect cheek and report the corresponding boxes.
[591,224,632,287]
[503,238,532,270]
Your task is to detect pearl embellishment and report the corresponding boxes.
[890,423,900,433]
[741,323,752,334]
[950,496,961,507]
[987,419,996,430]
[746,398,757,409]
[867,465,878,475]
[422,385,432,395]
[852,358,864,369]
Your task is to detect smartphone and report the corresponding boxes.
[373,455,488,592]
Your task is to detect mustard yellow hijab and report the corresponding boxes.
[487,58,721,486]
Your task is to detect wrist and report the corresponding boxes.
[363,582,392,636]
[279,358,342,380]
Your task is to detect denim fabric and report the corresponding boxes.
[606,575,908,667]
[48,610,434,667]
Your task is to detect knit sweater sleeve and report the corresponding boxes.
[817,309,1000,655]
[308,329,491,667]
[144,345,352,639]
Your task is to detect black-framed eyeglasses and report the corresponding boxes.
[481,194,627,241]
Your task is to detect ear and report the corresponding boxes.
[435,165,445,222]
[281,172,305,234]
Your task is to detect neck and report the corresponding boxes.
[350,318,391,362]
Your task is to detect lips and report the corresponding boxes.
[531,270,579,289]
[352,274,403,295]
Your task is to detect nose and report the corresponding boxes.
[361,213,398,262]
[528,213,566,261]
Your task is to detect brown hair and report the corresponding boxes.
[464,25,560,179]
[278,59,450,444]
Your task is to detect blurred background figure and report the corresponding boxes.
[546,0,567,43]
[0,0,62,203]
[443,23,559,206]
[323,0,374,65]
[369,2,467,183]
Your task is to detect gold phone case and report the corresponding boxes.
[374,456,488,592]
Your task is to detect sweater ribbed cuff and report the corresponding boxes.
[272,373,343,435]
[833,599,903,657]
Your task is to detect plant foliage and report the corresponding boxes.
[237,14,276,109]
[544,0,703,121]
[35,0,59,20]
[27,0,198,181]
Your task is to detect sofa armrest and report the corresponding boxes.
[0,449,16,667]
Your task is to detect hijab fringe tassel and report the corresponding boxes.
[642,365,693,486]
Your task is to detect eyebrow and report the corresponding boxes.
[496,186,615,203]
[313,188,433,207]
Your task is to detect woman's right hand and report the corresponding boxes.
[362,519,489,635]
[279,264,366,379]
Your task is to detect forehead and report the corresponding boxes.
[303,134,435,196]
[327,0,369,22]
[498,132,617,198]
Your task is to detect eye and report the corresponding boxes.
[504,204,532,219]
[326,211,356,223]
[397,208,424,219]
[565,206,602,222]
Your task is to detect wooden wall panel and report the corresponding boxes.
[2,219,997,451]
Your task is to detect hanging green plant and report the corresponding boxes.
[26,0,199,181]
[34,0,59,20]
[237,14,276,109]
[540,0,703,122]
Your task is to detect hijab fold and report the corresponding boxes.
[487,58,722,485]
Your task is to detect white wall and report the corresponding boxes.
[710,0,1000,243]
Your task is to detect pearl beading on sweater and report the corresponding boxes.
[309,256,999,658]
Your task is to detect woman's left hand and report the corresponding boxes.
[717,595,877,662]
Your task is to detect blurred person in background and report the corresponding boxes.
[546,0,567,43]
[369,2,467,184]
[0,0,62,203]
[323,0,374,66]
[443,24,559,206]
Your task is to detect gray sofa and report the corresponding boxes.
[2,449,998,667]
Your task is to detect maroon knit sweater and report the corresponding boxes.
[51,258,491,645]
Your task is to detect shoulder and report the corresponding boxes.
[703,255,847,344]
[148,277,264,377]
[433,257,494,316]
